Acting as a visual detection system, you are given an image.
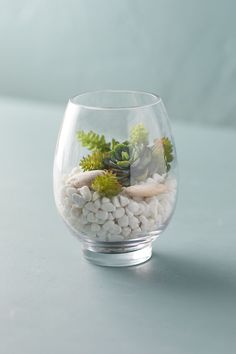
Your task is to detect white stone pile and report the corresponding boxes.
[58,169,177,242]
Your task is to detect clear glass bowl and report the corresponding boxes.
[53,90,178,266]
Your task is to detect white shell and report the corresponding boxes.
[101,202,115,212]
[67,170,105,188]
[124,183,168,198]
[79,186,92,202]
[114,208,125,219]
[72,193,86,208]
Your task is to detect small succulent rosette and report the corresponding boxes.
[58,123,177,241]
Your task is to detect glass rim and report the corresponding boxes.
[69,90,161,111]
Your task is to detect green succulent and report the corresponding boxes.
[80,151,105,171]
[152,137,174,173]
[91,171,122,197]
[162,137,174,170]
[130,123,149,145]
[129,145,153,182]
[103,143,153,186]
[103,143,132,186]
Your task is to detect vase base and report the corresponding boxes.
[82,243,152,267]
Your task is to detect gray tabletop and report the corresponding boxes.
[1,97,236,354]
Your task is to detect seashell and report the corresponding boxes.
[67,170,105,188]
[124,182,168,198]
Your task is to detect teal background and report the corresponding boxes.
[0,0,236,126]
[1,2,236,352]
[0,97,236,354]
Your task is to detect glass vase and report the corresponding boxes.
[53,90,178,266]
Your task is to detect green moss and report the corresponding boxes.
[91,171,122,197]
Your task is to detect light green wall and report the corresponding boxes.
[0,0,235,126]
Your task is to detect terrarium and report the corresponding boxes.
[53,90,178,266]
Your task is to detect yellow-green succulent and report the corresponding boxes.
[80,151,105,171]
[91,171,122,197]
[130,123,149,145]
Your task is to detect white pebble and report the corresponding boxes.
[139,215,149,224]
[66,187,77,198]
[67,215,77,226]
[94,199,101,210]
[96,218,106,225]
[119,195,129,207]
[150,201,158,217]
[85,201,97,212]
[147,177,154,183]
[71,205,81,217]
[141,223,149,232]
[114,208,125,219]
[143,204,152,217]
[60,186,67,199]
[149,198,158,209]
[129,215,139,229]
[135,203,145,216]
[148,218,156,228]
[118,215,129,227]
[122,227,131,237]
[130,230,139,237]
[167,192,176,205]
[127,201,139,214]
[78,215,88,225]
[92,191,100,201]
[72,193,86,208]
[153,173,164,183]
[165,177,177,190]
[133,205,142,216]
[97,210,108,221]
[73,222,82,232]
[125,207,133,217]
[64,197,72,208]
[90,223,101,233]
[163,201,173,219]
[83,224,95,236]
[156,214,163,225]
[97,229,107,239]
[108,235,124,242]
[110,224,122,234]
[112,196,121,208]
[82,208,89,216]
[79,186,91,201]
[62,207,71,218]
[103,220,115,230]
[108,213,115,220]
[101,202,115,212]
[141,201,148,209]
[87,212,96,223]
[160,199,168,211]
[102,197,110,203]
[157,203,165,216]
